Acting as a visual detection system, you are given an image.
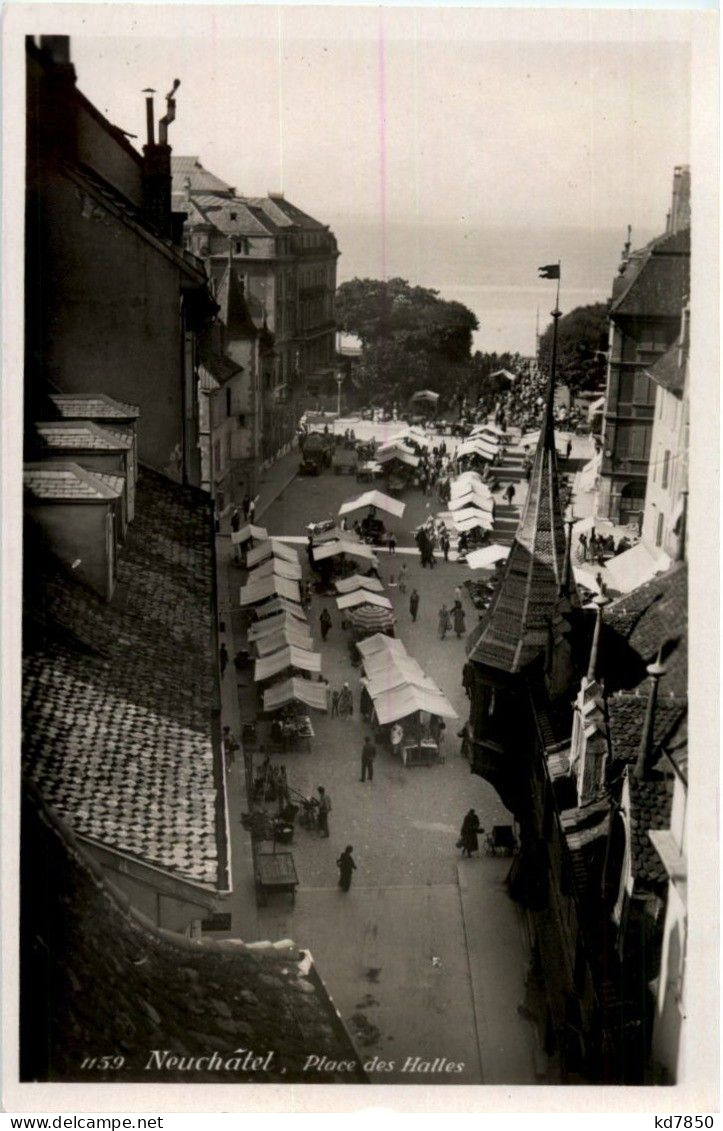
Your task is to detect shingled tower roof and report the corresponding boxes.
[216,243,258,340]
[467,372,578,673]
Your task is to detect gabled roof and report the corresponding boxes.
[49,392,140,420]
[33,420,132,451]
[611,228,690,318]
[628,775,673,885]
[171,155,235,196]
[20,787,364,1083]
[606,694,687,766]
[24,461,123,501]
[216,261,258,340]
[23,466,229,891]
[604,562,687,697]
[467,377,578,673]
[248,195,327,231]
[646,343,687,397]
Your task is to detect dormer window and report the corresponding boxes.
[230,211,237,221]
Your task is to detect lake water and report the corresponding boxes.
[328,216,657,355]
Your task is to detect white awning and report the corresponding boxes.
[246,539,300,568]
[254,646,322,682]
[334,574,385,594]
[375,447,420,468]
[248,610,308,640]
[313,539,379,563]
[338,491,406,519]
[336,589,393,611]
[240,575,301,606]
[254,598,308,622]
[263,677,329,713]
[255,626,315,655]
[356,633,406,659]
[604,542,672,595]
[371,683,458,726]
[248,556,303,582]
[466,544,510,569]
[231,524,268,545]
[364,659,438,698]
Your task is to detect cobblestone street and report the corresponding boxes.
[222,463,539,1084]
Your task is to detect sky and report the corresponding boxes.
[64,7,692,233]
[32,6,695,352]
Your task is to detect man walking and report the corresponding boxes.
[505,483,516,506]
[320,607,332,641]
[242,493,251,520]
[360,735,376,782]
[409,588,420,623]
[336,845,357,892]
[231,505,241,561]
[219,642,229,677]
[398,561,408,594]
[317,786,331,838]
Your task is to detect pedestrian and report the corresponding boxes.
[566,438,573,461]
[231,505,241,535]
[219,642,229,676]
[438,604,450,640]
[242,494,251,520]
[398,561,408,594]
[330,688,340,717]
[360,735,376,782]
[409,588,420,623]
[579,532,588,561]
[505,483,516,506]
[441,532,450,562]
[222,725,239,766]
[338,682,354,717]
[336,845,357,892]
[454,585,462,604]
[452,602,466,639]
[320,607,332,641]
[390,721,405,760]
[458,809,482,857]
[248,497,256,522]
[317,786,331,838]
[388,532,397,555]
[457,722,471,761]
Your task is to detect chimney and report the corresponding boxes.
[669,165,691,235]
[634,648,667,780]
[39,35,71,65]
[141,80,180,240]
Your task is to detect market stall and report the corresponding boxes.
[348,604,396,639]
[253,597,308,622]
[240,574,302,607]
[254,645,322,684]
[339,490,406,520]
[231,523,268,545]
[334,574,384,595]
[246,539,301,568]
[336,589,393,612]
[254,624,315,656]
[248,556,303,582]
[466,544,510,570]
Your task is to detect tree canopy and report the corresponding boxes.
[336,277,479,403]
[538,302,609,393]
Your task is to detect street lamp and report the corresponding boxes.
[335,370,344,418]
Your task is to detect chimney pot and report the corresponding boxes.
[39,36,71,65]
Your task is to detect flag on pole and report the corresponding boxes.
[538,264,560,279]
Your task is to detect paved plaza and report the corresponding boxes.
[216,461,541,1084]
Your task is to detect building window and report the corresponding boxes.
[661,449,671,489]
[235,241,242,254]
[656,512,665,547]
[213,440,221,474]
[226,434,232,464]
[226,387,232,417]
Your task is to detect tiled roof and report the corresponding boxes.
[171,155,235,196]
[612,228,690,318]
[628,775,673,885]
[646,343,686,396]
[604,562,687,697]
[49,392,140,420]
[24,462,123,500]
[23,466,228,889]
[34,420,133,451]
[199,351,243,386]
[606,694,687,766]
[21,789,365,1084]
[468,378,578,673]
[248,195,327,231]
[216,262,258,339]
[206,201,278,237]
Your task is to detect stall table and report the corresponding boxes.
[254,850,299,905]
[401,741,439,767]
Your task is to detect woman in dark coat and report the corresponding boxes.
[459,809,482,857]
[452,602,466,639]
[337,845,357,891]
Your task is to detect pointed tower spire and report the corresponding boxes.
[634,647,667,780]
[467,270,579,675]
[216,238,257,340]
[586,592,608,682]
